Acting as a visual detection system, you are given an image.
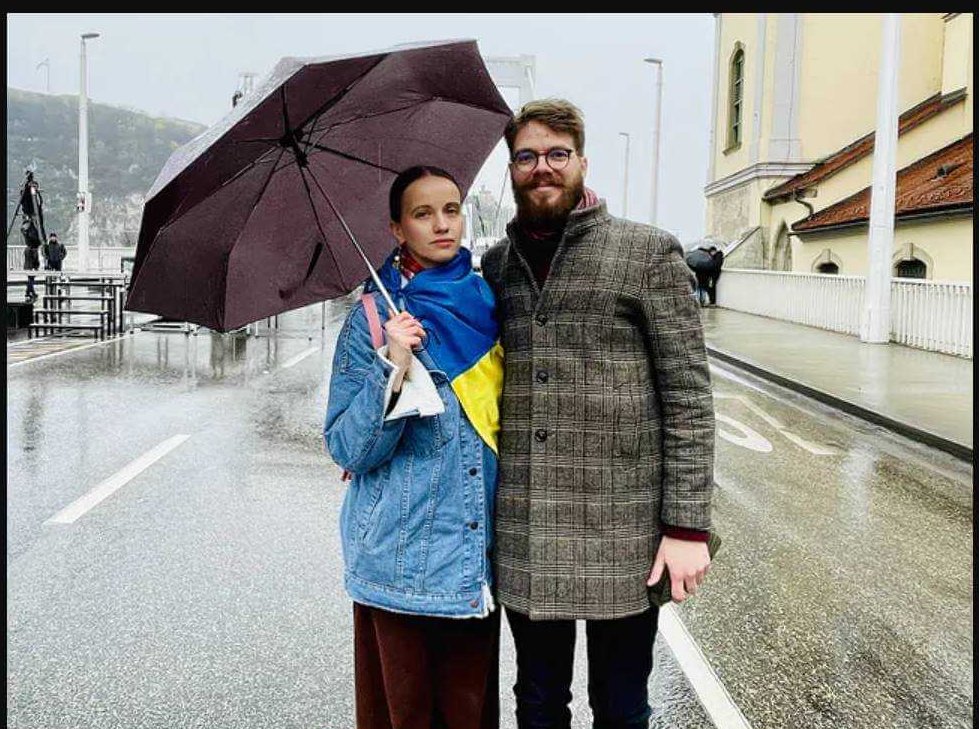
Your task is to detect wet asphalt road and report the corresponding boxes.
[6,303,973,729]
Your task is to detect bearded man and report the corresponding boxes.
[480,99,716,729]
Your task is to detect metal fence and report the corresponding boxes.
[7,245,135,274]
[717,268,972,358]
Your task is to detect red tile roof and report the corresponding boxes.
[763,90,967,201]
[792,134,973,233]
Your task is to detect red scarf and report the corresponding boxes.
[397,246,426,279]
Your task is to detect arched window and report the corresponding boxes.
[727,46,745,150]
[816,262,839,275]
[895,258,927,279]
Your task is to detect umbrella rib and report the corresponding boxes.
[309,95,509,142]
[304,142,402,175]
[289,163,349,297]
[220,145,289,324]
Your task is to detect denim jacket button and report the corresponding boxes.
[469,521,479,530]
[469,467,478,476]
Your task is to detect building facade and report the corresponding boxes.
[704,13,973,282]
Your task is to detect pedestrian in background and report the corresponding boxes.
[481,98,716,729]
[43,232,66,272]
[324,165,503,729]
[706,244,724,307]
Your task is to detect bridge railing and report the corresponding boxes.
[7,245,135,274]
[717,269,972,358]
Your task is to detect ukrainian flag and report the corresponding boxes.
[372,247,503,453]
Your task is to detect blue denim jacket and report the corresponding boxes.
[324,292,498,618]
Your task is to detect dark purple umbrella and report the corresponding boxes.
[125,39,511,331]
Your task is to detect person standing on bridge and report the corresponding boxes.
[43,232,66,272]
[325,165,504,729]
[479,99,716,729]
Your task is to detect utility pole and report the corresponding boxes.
[78,32,100,271]
[618,132,631,218]
[861,14,900,344]
[644,57,663,226]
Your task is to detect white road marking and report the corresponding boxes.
[280,347,318,370]
[715,391,837,456]
[7,335,126,368]
[777,430,837,456]
[45,434,190,525]
[716,413,773,453]
[659,604,755,729]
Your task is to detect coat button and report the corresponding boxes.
[535,313,548,325]
[469,467,478,476]
[534,429,547,442]
[536,370,549,383]
[469,521,479,530]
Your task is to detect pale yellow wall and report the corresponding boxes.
[794,216,972,281]
[797,13,944,162]
[713,14,759,182]
[756,14,779,163]
[942,14,971,96]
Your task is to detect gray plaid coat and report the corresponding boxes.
[480,201,715,620]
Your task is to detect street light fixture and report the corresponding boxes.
[78,32,100,272]
[618,132,631,218]
[644,57,663,227]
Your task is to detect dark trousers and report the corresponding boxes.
[506,606,659,729]
[706,269,721,305]
[354,602,500,729]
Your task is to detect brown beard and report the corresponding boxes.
[512,170,585,236]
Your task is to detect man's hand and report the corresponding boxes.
[383,311,425,392]
[647,536,711,603]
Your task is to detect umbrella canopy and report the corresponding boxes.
[684,247,716,272]
[126,39,511,331]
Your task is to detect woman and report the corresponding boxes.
[324,166,502,729]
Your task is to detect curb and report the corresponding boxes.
[706,345,973,464]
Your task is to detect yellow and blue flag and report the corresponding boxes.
[370,247,503,453]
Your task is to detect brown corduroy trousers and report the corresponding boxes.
[353,602,500,729]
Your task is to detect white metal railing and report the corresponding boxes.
[717,268,972,358]
[891,278,972,357]
[7,245,135,274]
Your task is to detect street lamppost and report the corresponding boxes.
[618,132,631,218]
[78,32,100,272]
[36,58,50,93]
[644,57,663,227]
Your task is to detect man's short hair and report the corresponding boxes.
[504,98,586,156]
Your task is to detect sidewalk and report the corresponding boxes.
[701,307,972,461]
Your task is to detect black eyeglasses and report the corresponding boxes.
[511,147,575,173]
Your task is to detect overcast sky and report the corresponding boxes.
[7,13,716,242]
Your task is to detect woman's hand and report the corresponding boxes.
[383,311,425,391]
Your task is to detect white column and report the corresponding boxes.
[644,58,663,226]
[861,14,901,344]
[619,132,631,218]
[78,33,99,272]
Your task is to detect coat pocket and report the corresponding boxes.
[613,394,641,458]
[402,370,459,455]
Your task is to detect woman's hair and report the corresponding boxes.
[389,165,461,222]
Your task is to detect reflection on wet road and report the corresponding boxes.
[687,363,973,729]
[6,303,972,728]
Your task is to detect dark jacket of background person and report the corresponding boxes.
[43,236,67,270]
[480,201,715,621]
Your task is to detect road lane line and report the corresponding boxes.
[7,336,125,368]
[280,347,318,370]
[45,434,190,525]
[659,604,755,729]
